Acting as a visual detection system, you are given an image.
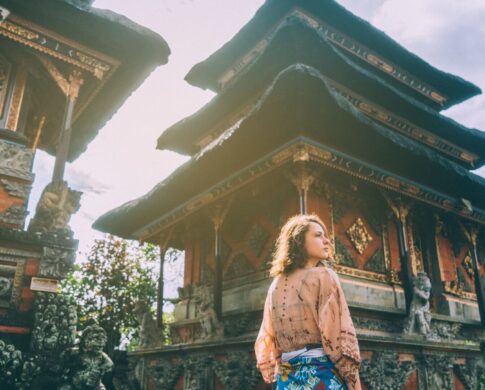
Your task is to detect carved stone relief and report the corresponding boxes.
[360,351,416,390]
[0,179,31,199]
[0,139,34,180]
[39,246,76,279]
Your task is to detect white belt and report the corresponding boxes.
[281,347,325,362]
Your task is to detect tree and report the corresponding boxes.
[61,235,161,354]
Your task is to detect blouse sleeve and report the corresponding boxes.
[254,290,281,383]
[317,268,362,390]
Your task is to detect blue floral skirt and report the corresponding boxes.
[276,355,347,390]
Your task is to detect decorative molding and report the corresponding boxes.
[329,80,477,165]
[443,280,476,301]
[0,14,118,79]
[218,8,448,106]
[347,217,373,255]
[135,139,485,242]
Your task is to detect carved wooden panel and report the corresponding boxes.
[435,217,476,299]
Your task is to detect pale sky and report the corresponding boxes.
[28,0,485,258]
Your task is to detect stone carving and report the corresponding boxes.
[39,246,76,278]
[0,204,28,226]
[28,180,82,237]
[1,178,31,199]
[0,275,12,297]
[61,325,114,390]
[422,354,453,390]
[133,300,163,349]
[346,217,373,254]
[146,358,183,389]
[183,356,212,390]
[213,352,261,390]
[404,272,432,336]
[455,348,485,390]
[428,321,461,341]
[352,317,401,333]
[31,293,77,354]
[193,284,223,340]
[0,140,34,180]
[0,340,24,388]
[360,351,416,389]
[224,312,251,337]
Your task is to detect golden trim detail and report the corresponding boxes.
[0,14,119,79]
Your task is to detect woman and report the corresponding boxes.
[255,214,361,390]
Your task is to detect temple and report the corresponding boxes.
[0,0,169,385]
[94,0,485,389]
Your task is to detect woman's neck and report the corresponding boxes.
[304,258,321,269]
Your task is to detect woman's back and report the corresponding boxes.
[268,266,327,352]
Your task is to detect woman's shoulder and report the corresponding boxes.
[311,264,340,285]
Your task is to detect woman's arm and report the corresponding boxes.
[317,268,362,390]
[254,291,281,383]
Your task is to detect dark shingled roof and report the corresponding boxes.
[3,0,170,161]
[185,0,480,110]
[94,65,485,238]
[158,19,485,168]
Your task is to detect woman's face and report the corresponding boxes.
[304,222,331,262]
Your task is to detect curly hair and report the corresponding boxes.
[269,214,330,277]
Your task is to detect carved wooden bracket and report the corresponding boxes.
[381,192,413,225]
[207,198,233,232]
[37,55,84,101]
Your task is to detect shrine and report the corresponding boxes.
[94,0,485,389]
[0,0,169,387]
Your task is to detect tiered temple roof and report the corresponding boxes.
[94,0,485,240]
[1,0,170,160]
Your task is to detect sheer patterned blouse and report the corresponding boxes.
[254,264,362,390]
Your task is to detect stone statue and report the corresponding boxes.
[62,325,113,390]
[28,180,81,236]
[133,300,163,349]
[193,284,223,340]
[404,271,432,336]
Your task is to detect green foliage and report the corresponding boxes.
[61,235,162,353]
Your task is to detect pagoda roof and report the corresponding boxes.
[2,0,170,161]
[158,20,485,169]
[185,0,480,111]
[94,65,485,239]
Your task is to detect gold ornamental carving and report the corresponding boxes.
[462,252,474,279]
[346,217,373,255]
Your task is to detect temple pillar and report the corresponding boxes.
[51,70,83,182]
[157,230,173,330]
[459,223,485,327]
[208,200,231,320]
[383,193,414,314]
